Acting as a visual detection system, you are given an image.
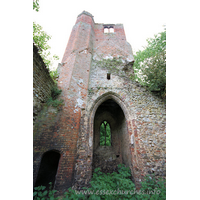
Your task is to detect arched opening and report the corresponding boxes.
[104,28,109,33]
[100,121,111,146]
[34,150,60,190]
[109,27,114,33]
[92,98,131,174]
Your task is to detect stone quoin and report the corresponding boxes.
[33,11,166,195]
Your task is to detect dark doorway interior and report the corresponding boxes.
[34,150,60,190]
[92,99,130,174]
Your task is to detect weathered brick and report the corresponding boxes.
[33,11,166,195]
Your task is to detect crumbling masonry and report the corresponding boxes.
[33,11,166,195]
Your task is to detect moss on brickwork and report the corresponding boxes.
[33,85,64,136]
[33,105,59,139]
[33,86,64,139]
[88,86,109,95]
[94,57,123,74]
[93,55,135,83]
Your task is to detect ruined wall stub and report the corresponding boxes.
[33,11,166,194]
[33,44,55,123]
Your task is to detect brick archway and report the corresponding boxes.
[89,92,130,123]
[89,92,137,177]
[73,92,140,189]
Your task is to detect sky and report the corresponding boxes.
[33,0,166,70]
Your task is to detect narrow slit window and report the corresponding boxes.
[107,73,111,80]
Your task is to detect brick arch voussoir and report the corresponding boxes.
[89,91,130,123]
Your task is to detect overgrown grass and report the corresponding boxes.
[33,164,166,200]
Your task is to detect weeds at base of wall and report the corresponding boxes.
[34,182,57,200]
[33,164,166,200]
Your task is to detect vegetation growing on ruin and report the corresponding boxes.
[50,69,59,84]
[94,57,123,75]
[46,86,64,108]
[133,30,166,99]
[33,164,166,200]
[88,87,109,95]
[33,0,63,121]
[94,56,135,82]
[33,85,63,139]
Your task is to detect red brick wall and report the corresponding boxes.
[33,11,94,195]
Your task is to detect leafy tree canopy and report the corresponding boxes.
[33,0,40,12]
[33,0,59,69]
[133,29,166,99]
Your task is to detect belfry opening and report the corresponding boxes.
[92,98,131,174]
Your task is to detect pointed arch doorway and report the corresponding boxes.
[92,97,132,174]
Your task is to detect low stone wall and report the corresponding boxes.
[33,44,55,122]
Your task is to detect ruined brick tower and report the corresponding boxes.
[33,11,166,195]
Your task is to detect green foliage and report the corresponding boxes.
[50,69,59,84]
[136,175,166,200]
[62,188,87,200]
[47,97,64,108]
[95,57,123,74]
[51,86,62,100]
[47,86,64,108]
[33,165,166,200]
[100,121,111,146]
[87,164,135,199]
[33,0,40,12]
[33,22,51,52]
[33,22,59,69]
[133,30,166,98]
[33,1,59,69]
[33,182,59,200]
